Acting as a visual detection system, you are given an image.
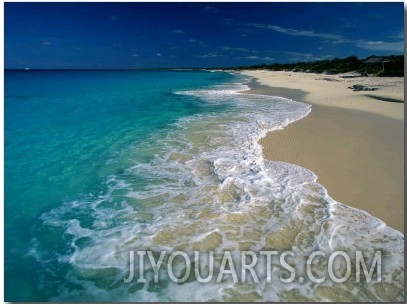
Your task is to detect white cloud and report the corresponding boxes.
[246,23,343,41]
[173,29,184,34]
[41,41,52,45]
[199,53,223,58]
[355,40,403,52]
[283,51,311,57]
[221,46,254,53]
[284,51,332,62]
[262,56,274,61]
[245,22,403,53]
[156,53,162,57]
[245,56,274,61]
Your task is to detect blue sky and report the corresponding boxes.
[4,2,404,69]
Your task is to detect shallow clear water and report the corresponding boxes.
[5,70,404,301]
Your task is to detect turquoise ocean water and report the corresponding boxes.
[5,70,404,301]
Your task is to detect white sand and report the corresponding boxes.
[243,70,403,120]
[242,70,404,232]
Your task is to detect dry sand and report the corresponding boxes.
[242,71,404,232]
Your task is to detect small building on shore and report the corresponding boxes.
[362,57,390,74]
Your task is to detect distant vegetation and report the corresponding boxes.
[226,55,404,77]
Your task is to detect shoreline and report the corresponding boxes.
[242,71,404,233]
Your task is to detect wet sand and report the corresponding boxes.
[242,71,404,232]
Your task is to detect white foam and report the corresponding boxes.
[31,75,404,301]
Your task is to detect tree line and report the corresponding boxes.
[226,55,404,77]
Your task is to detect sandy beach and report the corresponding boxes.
[242,71,404,232]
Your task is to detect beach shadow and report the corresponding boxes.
[364,94,404,103]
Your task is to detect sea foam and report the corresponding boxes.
[31,75,404,301]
